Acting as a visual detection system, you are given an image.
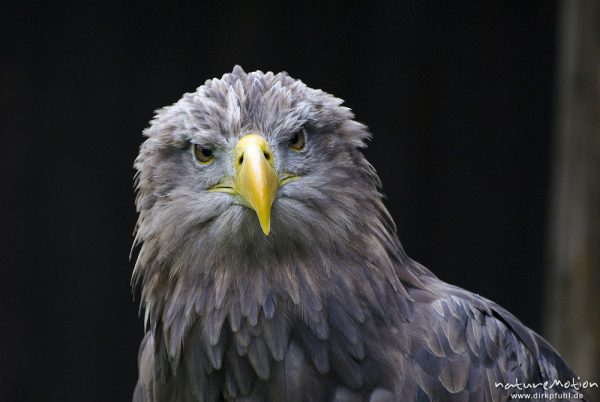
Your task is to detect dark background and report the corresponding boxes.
[2,2,558,401]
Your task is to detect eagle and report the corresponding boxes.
[132,66,585,401]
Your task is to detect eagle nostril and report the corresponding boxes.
[263,152,270,160]
[238,154,244,165]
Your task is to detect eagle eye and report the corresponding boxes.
[289,130,305,151]
[192,144,214,164]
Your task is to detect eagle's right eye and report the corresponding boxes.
[193,144,214,164]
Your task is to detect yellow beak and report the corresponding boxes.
[234,134,278,235]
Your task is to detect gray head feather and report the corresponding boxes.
[133,65,408,364]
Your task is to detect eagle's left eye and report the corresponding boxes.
[193,144,214,164]
[289,130,305,151]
